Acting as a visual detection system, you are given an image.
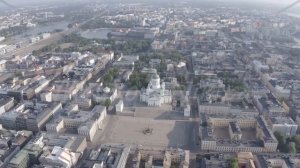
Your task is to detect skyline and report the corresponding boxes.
[0,0,300,167]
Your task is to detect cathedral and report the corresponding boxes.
[140,73,172,107]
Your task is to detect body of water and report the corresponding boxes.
[80,29,115,40]
[14,21,69,40]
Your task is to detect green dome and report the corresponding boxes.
[152,74,160,79]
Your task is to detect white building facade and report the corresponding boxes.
[116,100,124,113]
[39,146,77,168]
[140,74,172,107]
[271,117,298,137]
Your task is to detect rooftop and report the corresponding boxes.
[0,96,14,106]
[271,117,296,125]
[8,150,28,166]
[1,102,61,121]
[201,114,277,143]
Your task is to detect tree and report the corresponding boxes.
[175,86,185,90]
[129,72,149,89]
[67,23,73,28]
[109,68,119,78]
[274,131,287,152]
[54,46,62,52]
[104,99,112,109]
[15,72,22,77]
[278,97,287,103]
[102,68,119,86]
[281,144,291,153]
[0,26,28,37]
[274,131,299,153]
[198,88,205,95]
[230,158,238,168]
[103,74,113,85]
[291,135,300,150]
[177,75,186,85]
[274,131,286,144]
[172,52,183,62]
[120,40,151,54]
[201,122,208,127]
[288,142,296,154]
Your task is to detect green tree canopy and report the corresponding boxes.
[274,131,286,145]
[274,131,299,153]
[104,99,112,109]
[230,158,238,168]
[291,135,300,150]
[288,142,296,154]
[102,68,119,86]
[129,72,149,89]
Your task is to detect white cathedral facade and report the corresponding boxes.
[140,73,172,107]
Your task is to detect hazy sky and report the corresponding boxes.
[0,0,300,9]
[1,0,299,4]
[0,0,86,6]
[0,0,87,9]
[238,0,296,4]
